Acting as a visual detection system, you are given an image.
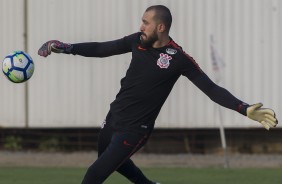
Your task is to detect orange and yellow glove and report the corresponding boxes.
[247,103,278,130]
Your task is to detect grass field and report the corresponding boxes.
[1,167,282,184]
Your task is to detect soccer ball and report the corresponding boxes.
[2,51,34,83]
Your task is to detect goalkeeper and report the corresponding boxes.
[38,5,278,184]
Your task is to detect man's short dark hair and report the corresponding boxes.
[146,5,172,33]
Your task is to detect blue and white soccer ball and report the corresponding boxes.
[2,51,34,83]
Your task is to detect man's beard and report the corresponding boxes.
[140,31,158,48]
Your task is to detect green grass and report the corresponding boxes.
[0,167,282,184]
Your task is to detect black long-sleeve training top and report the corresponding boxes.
[71,32,248,133]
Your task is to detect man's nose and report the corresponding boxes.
[140,24,145,32]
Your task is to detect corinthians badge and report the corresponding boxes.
[157,53,172,69]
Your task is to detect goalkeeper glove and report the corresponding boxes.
[247,103,278,130]
[38,40,73,57]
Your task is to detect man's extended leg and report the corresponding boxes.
[117,158,155,184]
[94,119,155,183]
[81,127,152,184]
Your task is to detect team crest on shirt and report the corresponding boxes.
[157,53,172,69]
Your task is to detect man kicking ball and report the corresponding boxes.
[38,5,278,184]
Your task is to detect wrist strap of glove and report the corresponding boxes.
[50,40,73,54]
[237,102,250,116]
[61,43,73,54]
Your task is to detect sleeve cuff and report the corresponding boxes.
[237,102,249,116]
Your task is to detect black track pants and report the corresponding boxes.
[81,122,153,184]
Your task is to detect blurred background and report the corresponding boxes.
[0,0,282,160]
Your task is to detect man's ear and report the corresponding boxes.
[157,23,166,33]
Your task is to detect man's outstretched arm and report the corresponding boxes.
[191,73,278,130]
[38,33,139,58]
[38,39,131,58]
